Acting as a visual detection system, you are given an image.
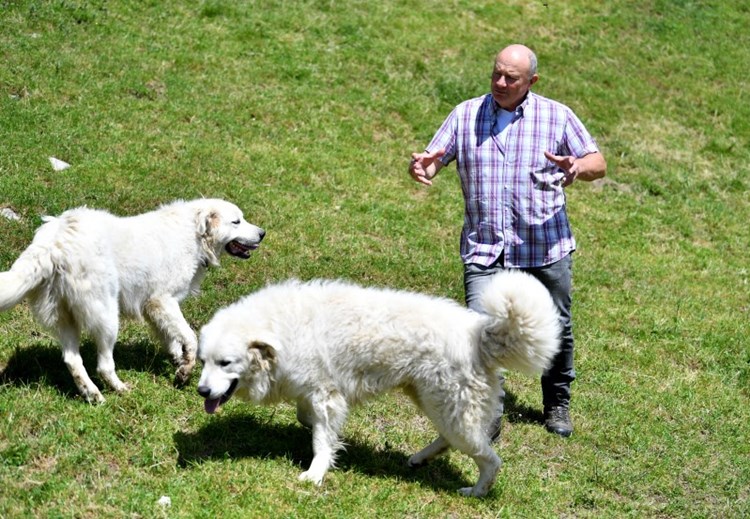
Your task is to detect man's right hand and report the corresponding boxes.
[408,148,445,186]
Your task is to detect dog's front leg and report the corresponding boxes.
[298,423,336,485]
[144,296,197,385]
[298,391,348,486]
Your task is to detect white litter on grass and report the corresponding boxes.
[1,207,21,221]
[49,157,71,171]
[157,495,171,507]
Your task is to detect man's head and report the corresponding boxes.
[490,44,539,111]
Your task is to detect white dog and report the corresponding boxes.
[196,270,560,497]
[0,198,265,403]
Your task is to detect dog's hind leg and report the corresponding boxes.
[405,385,456,467]
[87,300,128,394]
[408,436,450,467]
[298,390,348,486]
[457,443,501,497]
[441,417,502,497]
[296,398,314,429]
[144,296,197,385]
[58,316,105,403]
[410,384,501,496]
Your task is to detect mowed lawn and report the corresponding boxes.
[1,1,748,517]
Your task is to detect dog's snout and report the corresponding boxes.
[197,385,211,398]
[258,228,266,241]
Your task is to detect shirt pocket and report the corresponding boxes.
[530,163,563,191]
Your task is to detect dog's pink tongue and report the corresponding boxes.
[204,398,221,414]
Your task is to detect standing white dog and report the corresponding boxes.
[196,270,561,497]
[0,198,265,403]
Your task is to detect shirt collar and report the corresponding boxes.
[490,92,532,120]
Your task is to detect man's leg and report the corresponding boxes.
[463,257,506,442]
[525,254,575,437]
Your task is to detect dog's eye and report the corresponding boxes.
[232,219,241,225]
[219,359,232,367]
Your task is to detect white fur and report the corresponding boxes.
[0,198,265,403]
[197,270,561,497]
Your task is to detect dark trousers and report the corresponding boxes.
[463,253,575,410]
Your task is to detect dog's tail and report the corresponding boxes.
[0,216,58,312]
[476,270,562,376]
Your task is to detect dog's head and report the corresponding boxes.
[194,199,265,264]
[196,315,278,414]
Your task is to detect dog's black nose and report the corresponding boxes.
[197,386,211,398]
[259,228,266,241]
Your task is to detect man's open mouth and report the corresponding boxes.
[203,379,238,414]
[225,239,258,259]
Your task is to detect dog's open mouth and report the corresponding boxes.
[203,379,238,414]
[225,240,258,259]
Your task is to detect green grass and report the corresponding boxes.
[1,0,749,517]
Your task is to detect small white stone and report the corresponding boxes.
[0,207,20,221]
[49,157,71,171]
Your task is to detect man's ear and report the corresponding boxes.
[248,340,277,371]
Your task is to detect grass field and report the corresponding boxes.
[1,1,749,517]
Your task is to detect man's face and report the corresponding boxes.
[490,50,537,111]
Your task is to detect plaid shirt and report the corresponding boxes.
[427,92,600,268]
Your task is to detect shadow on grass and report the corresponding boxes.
[174,412,473,494]
[0,338,177,399]
[503,391,545,426]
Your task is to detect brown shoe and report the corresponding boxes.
[544,405,573,437]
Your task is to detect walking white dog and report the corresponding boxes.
[196,271,560,497]
[0,198,265,403]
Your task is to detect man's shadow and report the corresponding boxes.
[173,411,480,494]
[0,339,178,399]
[503,390,546,426]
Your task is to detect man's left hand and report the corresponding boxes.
[544,151,579,187]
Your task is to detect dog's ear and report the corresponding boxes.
[248,340,277,372]
[196,208,220,237]
[195,207,222,267]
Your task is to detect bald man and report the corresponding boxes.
[408,44,606,439]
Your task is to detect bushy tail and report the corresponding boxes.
[0,218,57,312]
[476,270,562,376]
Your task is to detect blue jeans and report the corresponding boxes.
[464,253,575,410]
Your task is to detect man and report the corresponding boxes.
[408,44,606,438]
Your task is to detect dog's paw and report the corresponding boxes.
[298,470,324,486]
[83,390,106,405]
[173,365,193,387]
[408,455,426,468]
[458,485,489,498]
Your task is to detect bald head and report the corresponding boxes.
[490,44,539,110]
[496,44,538,79]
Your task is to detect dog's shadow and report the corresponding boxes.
[174,412,473,494]
[0,339,176,398]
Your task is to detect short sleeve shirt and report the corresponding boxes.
[426,92,600,268]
